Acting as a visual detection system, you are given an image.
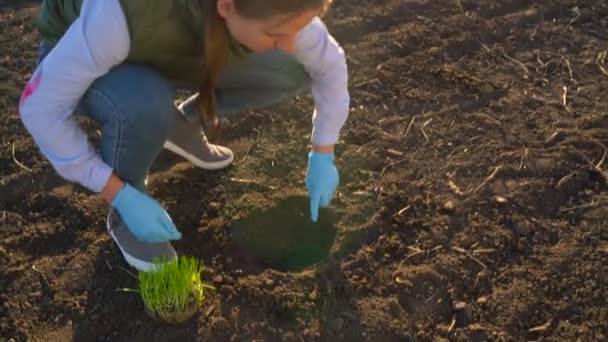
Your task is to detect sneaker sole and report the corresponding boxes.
[106,214,173,272]
[163,140,234,170]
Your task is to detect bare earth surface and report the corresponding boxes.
[1,0,607,341]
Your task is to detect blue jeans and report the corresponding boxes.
[37,43,310,191]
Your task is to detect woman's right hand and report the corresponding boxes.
[109,182,181,243]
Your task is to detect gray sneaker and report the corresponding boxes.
[163,94,234,170]
[107,209,177,272]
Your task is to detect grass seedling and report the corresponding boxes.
[120,256,215,323]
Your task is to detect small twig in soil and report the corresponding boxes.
[407,245,423,254]
[561,56,574,82]
[470,165,503,195]
[387,149,404,157]
[503,52,530,75]
[599,50,607,65]
[380,159,408,178]
[420,118,432,142]
[532,5,546,37]
[473,274,480,289]
[420,127,430,142]
[528,319,552,333]
[560,201,602,212]
[380,130,401,142]
[12,142,32,172]
[404,115,417,138]
[89,304,102,315]
[494,195,509,204]
[424,288,444,304]
[568,145,595,165]
[470,299,483,313]
[518,148,529,171]
[378,117,411,125]
[530,25,540,39]
[555,170,578,190]
[562,6,581,31]
[403,245,425,260]
[430,245,444,253]
[396,206,410,216]
[353,78,381,88]
[480,42,491,53]
[406,250,424,260]
[205,305,216,317]
[31,264,42,274]
[562,86,573,114]
[447,146,467,159]
[118,265,138,280]
[455,0,464,14]
[241,135,259,162]
[448,179,466,196]
[472,248,497,256]
[395,276,413,286]
[270,150,277,168]
[355,141,372,153]
[447,316,457,334]
[535,77,550,87]
[241,143,256,161]
[568,144,608,184]
[597,169,608,186]
[452,246,488,269]
[536,50,545,67]
[451,246,467,254]
[229,177,277,190]
[596,51,608,78]
[595,141,607,170]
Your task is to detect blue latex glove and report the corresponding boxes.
[306,151,339,222]
[111,183,181,243]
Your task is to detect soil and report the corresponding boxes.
[1,0,608,341]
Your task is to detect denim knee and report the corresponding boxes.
[85,64,176,145]
[78,64,176,190]
[123,85,175,146]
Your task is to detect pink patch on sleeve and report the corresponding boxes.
[19,66,43,109]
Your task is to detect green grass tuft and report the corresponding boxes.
[123,256,215,323]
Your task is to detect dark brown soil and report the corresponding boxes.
[1,1,607,341]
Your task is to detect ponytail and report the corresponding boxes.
[200,0,230,137]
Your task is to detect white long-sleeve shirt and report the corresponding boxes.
[19,0,350,193]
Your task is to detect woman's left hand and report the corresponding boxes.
[305,151,339,222]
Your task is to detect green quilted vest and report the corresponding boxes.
[36,0,250,85]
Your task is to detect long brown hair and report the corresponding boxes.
[199,0,331,136]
